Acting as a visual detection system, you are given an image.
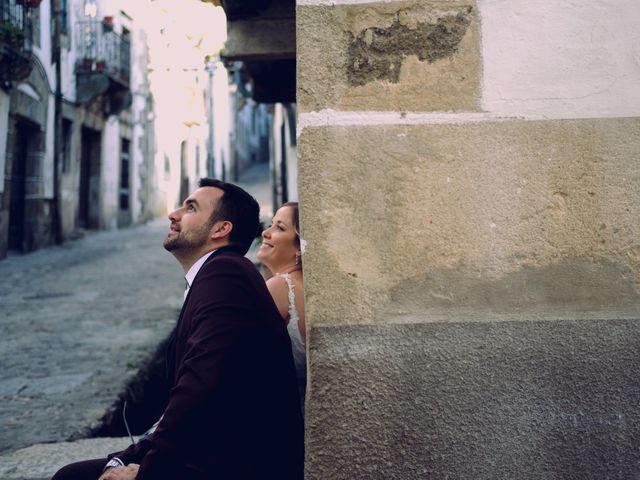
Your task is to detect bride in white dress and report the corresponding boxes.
[257,202,306,411]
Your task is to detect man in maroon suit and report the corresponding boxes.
[52,179,304,480]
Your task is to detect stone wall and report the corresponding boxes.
[298,0,640,477]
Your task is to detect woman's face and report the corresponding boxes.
[257,206,299,269]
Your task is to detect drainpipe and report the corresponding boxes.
[51,0,63,244]
[205,57,217,178]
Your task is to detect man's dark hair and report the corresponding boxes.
[198,178,260,255]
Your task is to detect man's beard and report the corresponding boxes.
[163,221,212,253]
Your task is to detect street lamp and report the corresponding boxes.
[205,56,219,179]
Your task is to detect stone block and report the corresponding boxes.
[306,319,640,479]
[0,437,132,480]
[298,117,640,326]
[297,1,481,112]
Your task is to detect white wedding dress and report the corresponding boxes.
[277,273,307,412]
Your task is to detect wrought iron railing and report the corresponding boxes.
[0,0,34,83]
[75,20,130,85]
[0,0,33,53]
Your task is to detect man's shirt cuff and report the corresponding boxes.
[104,458,125,470]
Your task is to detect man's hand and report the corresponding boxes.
[98,464,140,480]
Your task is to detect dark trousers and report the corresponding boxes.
[51,458,106,480]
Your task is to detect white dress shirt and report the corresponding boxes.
[184,250,216,300]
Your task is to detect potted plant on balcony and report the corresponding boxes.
[0,22,24,48]
[102,16,114,31]
[16,0,42,7]
[95,60,106,71]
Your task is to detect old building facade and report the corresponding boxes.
[0,0,157,259]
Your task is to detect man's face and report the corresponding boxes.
[163,187,223,253]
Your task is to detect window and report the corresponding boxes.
[119,138,130,210]
[32,6,40,47]
[59,0,69,35]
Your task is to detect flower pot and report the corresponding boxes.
[25,0,42,8]
[0,23,25,47]
[102,16,114,31]
[81,57,93,70]
[95,60,106,71]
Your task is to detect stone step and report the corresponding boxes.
[0,437,132,480]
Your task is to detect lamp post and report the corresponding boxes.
[205,57,218,179]
[51,0,63,244]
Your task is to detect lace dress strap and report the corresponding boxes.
[276,273,307,411]
[277,273,305,347]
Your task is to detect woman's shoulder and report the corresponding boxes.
[266,274,290,290]
[266,275,291,317]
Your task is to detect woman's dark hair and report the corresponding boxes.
[280,201,300,246]
[198,178,260,255]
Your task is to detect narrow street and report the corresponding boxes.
[0,218,182,455]
[0,163,272,461]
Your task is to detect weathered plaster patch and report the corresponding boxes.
[347,7,472,86]
[378,257,640,324]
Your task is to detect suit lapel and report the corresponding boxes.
[165,245,244,383]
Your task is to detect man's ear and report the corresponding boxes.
[210,220,233,240]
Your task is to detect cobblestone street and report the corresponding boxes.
[0,218,183,454]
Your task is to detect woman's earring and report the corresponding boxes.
[295,253,301,266]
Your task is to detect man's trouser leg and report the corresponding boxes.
[51,458,106,480]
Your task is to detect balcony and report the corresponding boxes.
[75,20,131,115]
[0,0,34,87]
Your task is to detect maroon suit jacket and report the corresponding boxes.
[110,248,304,479]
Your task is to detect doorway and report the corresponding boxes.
[8,121,39,252]
[78,127,101,229]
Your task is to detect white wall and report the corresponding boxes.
[102,117,120,229]
[60,0,84,102]
[22,0,56,199]
[131,93,146,222]
[209,60,231,181]
[283,107,298,202]
[479,0,640,119]
[31,0,55,94]
[0,91,10,193]
[129,21,153,222]
[271,103,298,202]
[42,95,55,198]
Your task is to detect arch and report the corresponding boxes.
[11,55,50,127]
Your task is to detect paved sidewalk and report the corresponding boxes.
[0,438,133,480]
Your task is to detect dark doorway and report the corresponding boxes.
[118,137,131,227]
[279,121,288,204]
[8,122,34,251]
[8,121,42,252]
[78,127,101,229]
